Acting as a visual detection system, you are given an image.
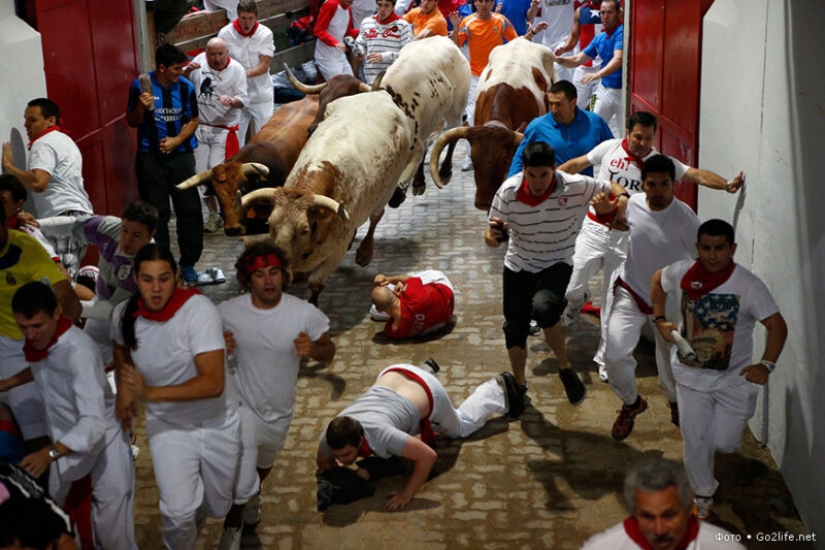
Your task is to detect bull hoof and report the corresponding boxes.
[388,188,406,208]
[224,226,244,237]
[355,249,373,267]
[439,168,453,187]
[412,182,426,196]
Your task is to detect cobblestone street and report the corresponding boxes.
[133,143,812,549]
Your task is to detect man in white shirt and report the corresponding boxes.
[3,281,135,550]
[185,37,249,232]
[527,0,575,82]
[218,0,275,145]
[216,242,335,549]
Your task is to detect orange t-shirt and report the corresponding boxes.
[456,13,517,76]
[403,7,449,37]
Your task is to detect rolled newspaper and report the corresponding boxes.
[139,73,154,111]
[671,330,697,363]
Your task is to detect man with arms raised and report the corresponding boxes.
[403,0,448,39]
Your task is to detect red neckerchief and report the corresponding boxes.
[623,515,700,550]
[622,138,645,169]
[23,316,72,362]
[603,21,621,37]
[377,12,401,24]
[384,367,437,446]
[515,175,556,206]
[680,259,736,300]
[133,287,201,322]
[7,216,20,229]
[27,126,63,150]
[233,19,259,37]
[358,435,374,458]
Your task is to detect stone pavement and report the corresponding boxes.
[135,142,813,549]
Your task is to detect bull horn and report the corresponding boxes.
[514,131,524,145]
[371,70,386,91]
[240,162,270,177]
[176,169,212,190]
[312,195,350,222]
[429,126,471,189]
[358,82,372,93]
[240,188,279,210]
[284,63,327,94]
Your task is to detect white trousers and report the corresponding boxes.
[573,65,600,109]
[464,75,480,162]
[84,317,114,366]
[238,102,274,147]
[593,84,622,138]
[148,412,241,550]
[315,52,354,84]
[194,125,231,172]
[603,286,678,404]
[565,217,629,366]
[234,404,291,503]
[0,335,48,440]
[51,430,137,550]
[677,382,758,497]
[380,365,507,439]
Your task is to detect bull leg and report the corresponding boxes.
[438,141,458,187]
[412,160,426,196]
[355,209,384,266]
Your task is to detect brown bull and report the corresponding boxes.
[429,38,557,211]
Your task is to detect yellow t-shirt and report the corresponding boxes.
[403,8,449,37]
[456,13,517,76]
[0,230,67,340]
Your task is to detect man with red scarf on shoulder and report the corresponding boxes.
[582,458,746,549]
[651,219,787,520]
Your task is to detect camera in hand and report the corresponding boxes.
[493,220,509,242]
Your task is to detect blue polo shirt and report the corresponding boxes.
[508,107,613,177]
[127,72,199,154]
[583,23,623,89]
[499,0,532,36]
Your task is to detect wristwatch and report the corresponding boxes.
[49,445,61,461]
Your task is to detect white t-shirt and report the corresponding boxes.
[618,194,699,305]
[588,139,690,195]
[661,260,780,391]
[489,170,612,273]
[28,131,93,218]
[188,53,249,127]
[30,325,119,482]
[581,518,746,549]
[218,23,275,105]
[532,0,574,48]
[112,294,227,428]
[218,293,330,423]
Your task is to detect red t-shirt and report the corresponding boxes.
[384,278,455,339]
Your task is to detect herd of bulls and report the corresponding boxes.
[177,36,558,304]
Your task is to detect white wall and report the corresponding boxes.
[0,4,47,175]
[699,0,825,543]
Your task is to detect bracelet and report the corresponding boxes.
[654,315,667,323]
[760,360,776,373]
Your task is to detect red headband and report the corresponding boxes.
[244,253,283,274]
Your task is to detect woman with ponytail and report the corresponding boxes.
[111,243,240,549]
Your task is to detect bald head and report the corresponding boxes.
[371,286,396,312]
[205,37,229,71]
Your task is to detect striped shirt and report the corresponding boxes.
[355,16,413,85]
[127,72,199,154]
[489,170,611,272]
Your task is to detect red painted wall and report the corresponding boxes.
[629,0,715,208]
[32,0,141,216]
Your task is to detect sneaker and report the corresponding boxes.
[461,161,473,171]
[388,187,406,208]
[558,368,586,405]
[528,320,541,336]
[497,371,525,419]
[669,401,680,427]
[217,526,242,550]
[611,397,648,440]
[243,492,262,528]
[694,495,713,519]
[597,364,609,383]
[562,291,590,327]
[422,358,441,375]
[369,304,391,322]
[182,266,199,285]
[204,211,223,233]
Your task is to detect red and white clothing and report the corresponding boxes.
[218,20,276,145]
[112,294,240,550]
[603,194,699,405]
[572,0,602,105]
[218,292,330,502]
[355,14,413,84]
[383,270,455,339]
[565,139,689,366]
[28,322,135,550]
[314,0,360,80]
[662,260,780,496]
[531,0,575,82]
[581,515,746,549]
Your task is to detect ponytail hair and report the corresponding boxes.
[120,243,178,350]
